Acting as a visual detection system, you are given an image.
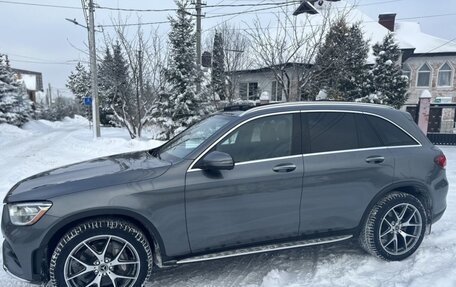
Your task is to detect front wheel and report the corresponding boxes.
[359,192,427,261]
[49,218,153,287]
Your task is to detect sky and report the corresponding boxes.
[0,0,455,95]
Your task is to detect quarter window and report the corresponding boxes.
[438,63,453,87]
[417,63,431,87]
[215,114,298,163]
[365,115,418,146]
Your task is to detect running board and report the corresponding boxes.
[176,234,352,264]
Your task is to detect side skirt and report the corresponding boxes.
[175,234,353,265]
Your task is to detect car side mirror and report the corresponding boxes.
[199,151,234,171]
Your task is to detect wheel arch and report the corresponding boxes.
[357,181,432,235]
[40,208,167,277]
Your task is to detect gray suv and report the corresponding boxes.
[2,102,448,287]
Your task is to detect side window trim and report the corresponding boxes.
[300,110,421,156]
[188,111,301,172]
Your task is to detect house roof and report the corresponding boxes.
[395,21,456,55]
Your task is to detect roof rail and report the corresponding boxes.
[223,104,255,112]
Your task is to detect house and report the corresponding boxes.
[231,3,456,133]
[12,68,44,103]
[230,63,308,102]
[378,14,456,134]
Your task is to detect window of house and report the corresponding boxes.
[365,115,418,146]
[215,114,298,163]
[304,112,358,153]
[239,82,259,100]
[271,81,283,101]
[239,83,248,100]
[417,63,432,87]
[438,63,453,87]
[248,82,259,100]
[402,64,411,86]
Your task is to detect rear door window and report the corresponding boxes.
[304,112,358,153]
[355,114,383,148]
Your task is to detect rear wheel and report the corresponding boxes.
[360,192,427,261]
[49,218,153,287]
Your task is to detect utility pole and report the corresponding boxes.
[48,83,52,106]
[87,0,101,138]
[195,0,203,94]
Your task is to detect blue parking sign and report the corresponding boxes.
[83,97,92,106]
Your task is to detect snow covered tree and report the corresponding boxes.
[211,31,226,100]
[306,19,370,101]
[66,62,91,118]
[0,54,33,126]
[154,0,212,139]
[368,33,408,109]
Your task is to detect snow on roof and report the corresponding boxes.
[395,21,456,54]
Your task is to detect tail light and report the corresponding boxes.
[435,154,447,169]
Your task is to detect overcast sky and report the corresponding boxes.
[1,0,455,94]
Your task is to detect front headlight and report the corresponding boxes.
[8,202,52,226]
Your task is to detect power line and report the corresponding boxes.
[0,0,80,9]
[97,2,295,28]
[9,59,78,65]
[96,6,178,12]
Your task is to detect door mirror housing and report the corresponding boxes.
[198,151,234,171]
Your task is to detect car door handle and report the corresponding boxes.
[365,156,385,164]
[272,163,297,173]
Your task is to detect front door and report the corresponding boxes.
[185,113,303,253]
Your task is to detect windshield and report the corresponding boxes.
[158,114,234,161]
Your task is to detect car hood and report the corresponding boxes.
[5,150,172,202]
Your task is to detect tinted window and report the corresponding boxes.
[305,112,358,153]
[365,115,418,146]
[215,114,297,163]
[355,114,383,148]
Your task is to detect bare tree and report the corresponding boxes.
[100,19,167,138]
[245,4,351,101]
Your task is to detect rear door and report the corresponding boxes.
[299,111,394,234]
[185,112,303,253]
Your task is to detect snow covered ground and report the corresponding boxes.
[0,117,455,286]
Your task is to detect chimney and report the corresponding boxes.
[378,13,396,32]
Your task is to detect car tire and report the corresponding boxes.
[359,192,427,261]
[49,217,153,287]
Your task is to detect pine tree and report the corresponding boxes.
[306,19,370,101]
[98,44,131,127]
[211,31,226,100]
[155,0,211,139]
[369,33,408,109]
[98,47,116,125]
[0,54,33,126]
[66,62,91,118]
